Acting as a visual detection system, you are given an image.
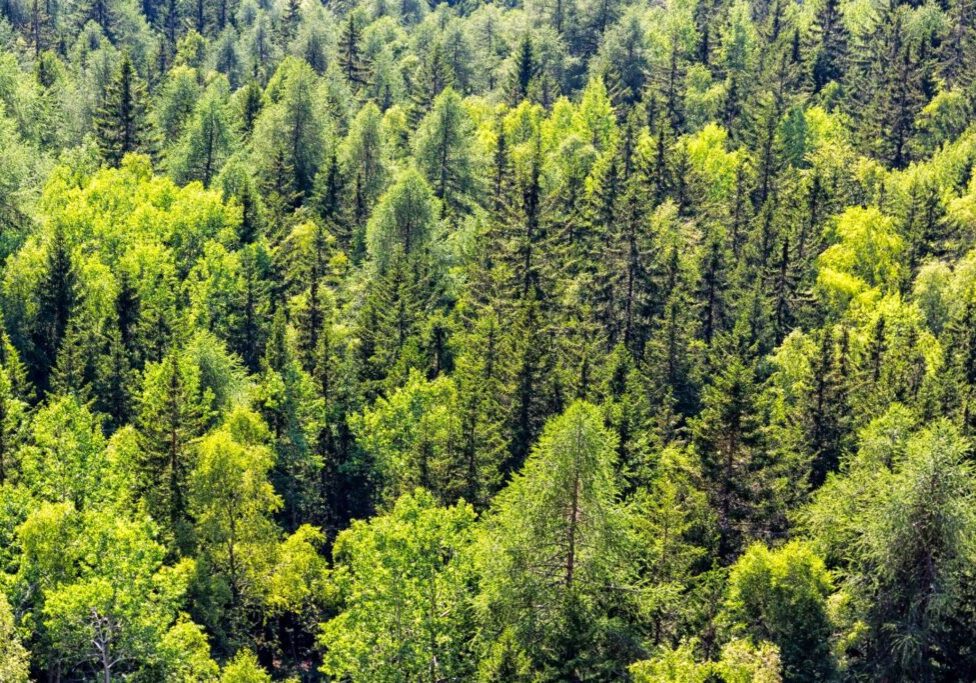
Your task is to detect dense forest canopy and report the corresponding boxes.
[0,0,975,678]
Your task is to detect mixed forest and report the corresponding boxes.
[1,0,976,678]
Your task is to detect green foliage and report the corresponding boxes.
[0,592,29,683]
[2,0,976,678]
[723,542,835,682]
[630,638,783,682]
[94,53,154,165]
[319,489,476,682]
[476,400,639,680]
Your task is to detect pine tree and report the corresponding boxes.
[506,34,538,105]
[413,87,478,220]
[312,151,348,247]
[477,401,639,680]
[95,325,134,431]
[810,0,849,92]
[32,226,80,392]
[852,6,925,168]
[939,0,976,89]
[256,311,325,529]
[338,11,371,90]
[136,350,211,553]
[692,356,782,560]
[74,0,117,40]
[696,228,730,346]
[49,320,96,402]
[94,52,155,166]
[504,293,557,472]
[237,81,264,137]
[229,244,271,372]
[409,41,455,124]
[806,328,850,487]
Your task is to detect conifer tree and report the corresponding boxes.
[506,34,538,105]
[477,401,638,680]
[413,87,478,220]
[810,0,849,92]
[338,11,370,90]
[136,350,212,552]
[32,226,80,392]
[692,356,782,559]
[94,53,155,166]
[171,81,233,187]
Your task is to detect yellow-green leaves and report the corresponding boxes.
[365,167,437,272]
[724,542,835,680]
[352,370,463,505]
[319,489,476,683]
[630,639,783,683]
[682,123,748,205]
[817,207,905,311]
[0,592,28,682]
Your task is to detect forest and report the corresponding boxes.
[0,0,974,678]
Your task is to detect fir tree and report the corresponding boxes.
[94,52,155,166]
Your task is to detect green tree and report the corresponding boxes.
[252,59,326,208]
[413,87,478,219]
[806,419,976,679]
[170,79,234,187]
[319,489,476,683]
[190,408,281,649]
[341,102,388,255]
[365,167,437,272]
[136,349,212,552]
[94,53,154,166]
[476,401,638,680]
[18,396,114,511]
[692,356,783,560]
[0,592,29,683]
[30,225,80,391]
[723,542,836,682]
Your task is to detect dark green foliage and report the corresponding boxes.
[3,0,976,679]
[94,53,155,166]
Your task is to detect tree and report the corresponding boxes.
[94,53,154,166]
[0,348,28,484]
[353,371,475,505]
[220,650,272,682]
[337,11,370,89]
[190,409,281,649]
[806,420,976,679]
[0,592,29,683]
[722,542,836,682]
[252,59,326,209]
[365,167,438,272]
[476,401,639,680]
[154,66,202,148]
[15,504,199,682]
[253,311,324,529]
[692,356,783,560]
[810,0,848,92]
[630,638,783,682]
[171,79,234,186]
[136,349,212,552]
[409,41,455,122]
[413,87,479,220]
[319,490,477,683]
[341,102,388,256]
[506,34,538,105]
[31,225,80,391]
[18,396,114,511]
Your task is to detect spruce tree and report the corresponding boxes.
[32,226,80,392]
[338,11,370,89]
[94,52,155,166]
